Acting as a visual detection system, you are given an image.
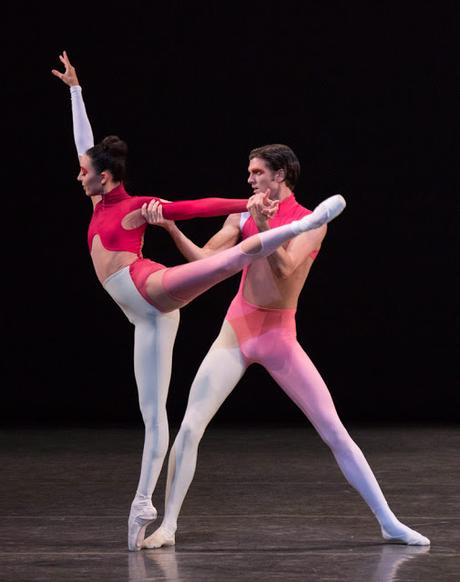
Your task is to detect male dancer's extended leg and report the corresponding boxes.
[267,341,430,545]
[143,322,247,548]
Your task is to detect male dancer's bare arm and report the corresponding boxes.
[142,201,241,261]
[141,193,279,261]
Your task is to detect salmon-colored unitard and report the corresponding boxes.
[143,197,430,549]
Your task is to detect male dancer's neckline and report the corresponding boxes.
[276,193,297,213]
[270,190,294,204]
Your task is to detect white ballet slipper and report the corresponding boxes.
[143,525,176,549]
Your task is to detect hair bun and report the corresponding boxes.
[101,135,128,157]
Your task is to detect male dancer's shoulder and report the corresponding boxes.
[290,195,313,220]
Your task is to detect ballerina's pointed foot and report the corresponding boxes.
[381,524,431,546]
[143,525,176,549]
[314,194,347,224]
[128,502,158,552]
[292,194,347,234]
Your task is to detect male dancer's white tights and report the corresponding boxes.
[144,321,430,548]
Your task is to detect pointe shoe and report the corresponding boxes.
[313,194,347,224]
[292,194,346,234]
[128,503,158,552]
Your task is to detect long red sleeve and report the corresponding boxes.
[88,187,250,254]
[160,197,248,220]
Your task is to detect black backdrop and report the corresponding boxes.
[3,3,458,425]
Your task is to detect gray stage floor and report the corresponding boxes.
[0,423,459,581]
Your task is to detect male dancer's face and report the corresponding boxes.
[77,154,104,197]
[247,157,283,198]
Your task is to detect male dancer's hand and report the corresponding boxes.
[52,50,80,87]
[142,200,176,231]
[247,189,279,231]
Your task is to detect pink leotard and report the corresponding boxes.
[139,191,431,549]
[225,194,317,363]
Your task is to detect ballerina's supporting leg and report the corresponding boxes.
[103,268,181,551]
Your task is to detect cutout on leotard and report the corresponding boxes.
[122,209,147,230]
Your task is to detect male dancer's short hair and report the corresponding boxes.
[249,144,300,190]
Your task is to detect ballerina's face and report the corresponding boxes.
[77,154,104,197]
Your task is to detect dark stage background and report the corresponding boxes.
[2,3,458,425]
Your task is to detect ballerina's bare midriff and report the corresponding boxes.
[90,236,140,284]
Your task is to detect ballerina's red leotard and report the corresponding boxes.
[87,185,250,255]
[88,182,249,307]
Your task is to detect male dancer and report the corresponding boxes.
[141,144,430,547]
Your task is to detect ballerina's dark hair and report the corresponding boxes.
[86,135,128,182]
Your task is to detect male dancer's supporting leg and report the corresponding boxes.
[144,323,247,548]
[144,315,430,546]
